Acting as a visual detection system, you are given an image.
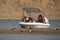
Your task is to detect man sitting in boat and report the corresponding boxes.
[22,16,33,22]
[25,17,33,22]
[22,16,29,22]
[37,14,45,23]
[28,17,33,22]
[25,17,30,22]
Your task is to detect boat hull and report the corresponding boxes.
[19,22,50,28]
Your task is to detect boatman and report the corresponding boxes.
[37,14,45,23]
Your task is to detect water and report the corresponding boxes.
[0,20,60,28]
[49,20,60,28]
[0,34,60,40]
[0,20,60,40]
[0,20,20,28]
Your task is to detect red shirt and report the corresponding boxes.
[38,15,45,23]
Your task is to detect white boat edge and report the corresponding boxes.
[19,22,50,28]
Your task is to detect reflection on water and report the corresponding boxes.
[0,34,60,40]
[0,20,60,28]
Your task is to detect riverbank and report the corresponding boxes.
[0,28,60,35]
[0,0,60,20]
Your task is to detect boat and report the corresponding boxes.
[19,7,50,28]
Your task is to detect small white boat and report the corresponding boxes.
[19,7,50,28]
[19,17,50,28]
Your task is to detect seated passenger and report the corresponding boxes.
[28,17,33,22]
[22,16,29,22]
[37,14,45,23]
[25,17,30,22]
[22,16,26,22]
[22,16,33,22]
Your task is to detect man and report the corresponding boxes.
[37,14,45,23]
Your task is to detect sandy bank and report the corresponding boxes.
[0,0,60,20]
[0,28,60,35]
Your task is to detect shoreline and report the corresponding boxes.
[0,28,60,35]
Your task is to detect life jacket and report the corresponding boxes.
[38,15,45,23]
[41,16,45,23]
